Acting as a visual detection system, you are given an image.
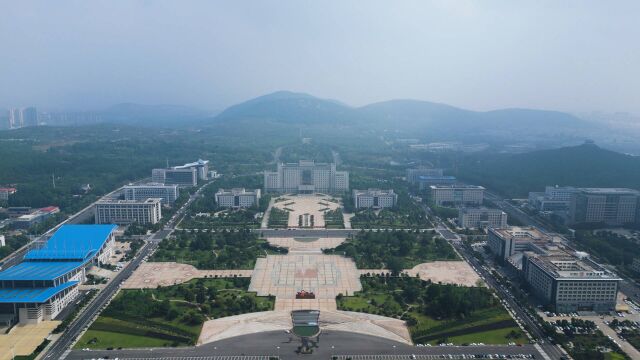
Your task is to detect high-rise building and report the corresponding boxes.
[429,185,484,206]
[523,248,620,312]
[264,160,349,194]
[21,107,38,127]
[568,188,640,225]
[353,189,398,209]
[8,108,22,129]
[123,184,179,205]
[215,188,261,208]
[458,207,507,229]
[406,168,444,184]
[95,198,162,224]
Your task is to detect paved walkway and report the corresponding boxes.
[271,194,340,228]
[0,320,60,360]
[360,261,481,287]
[123,262,252,289]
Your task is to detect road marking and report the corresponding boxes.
[534,344,552,360]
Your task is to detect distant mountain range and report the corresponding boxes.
[211,91,603,147]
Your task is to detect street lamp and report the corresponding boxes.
[277,345,281,358]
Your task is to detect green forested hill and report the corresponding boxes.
[455,143,640,197]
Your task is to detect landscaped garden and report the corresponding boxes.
[151,230,286,269]
[75,278,275,349]
[323,208,345,228]
[268,207,290,228]
[337,275,525,345]
[325,230,458,273]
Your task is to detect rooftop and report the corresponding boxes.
[527,247,621,281]
[173,159,209,169]
[353,189,396,196]
[430,185,485,190]
[0,261,84,281]
[97,198,162,204]
[0,281,78,303]
[216,188,260,195]
[490,226,551,242]
[577,188,640,195]
[25,224,116,261]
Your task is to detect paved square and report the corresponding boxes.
[266,237,346,252]
[271,194,340,228]
[249,254,361,299]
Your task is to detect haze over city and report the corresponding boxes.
[1,0,640,115]
[2,2,640,360]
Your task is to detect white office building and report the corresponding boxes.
[215,188,261,208]
[95,198,162,224]
[430,185,484,206]
[264,160,349,194]
[151,168,198,187]
[523,248,621,312]
[487,226,553,263]
[124,184,179,205]
[458,207,507,229]
[173,159,209,180]
[528,186,578,212]
[353,189,398,209]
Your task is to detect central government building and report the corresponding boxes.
[264,160,349,194]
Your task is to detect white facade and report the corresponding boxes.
[487,226,551,262]
[124,184,179,205]
[264,160,349,194]
[430,185,484,206]
[95,198,162,224]
[353,189,398,209]
[458,207,507,229]
[173,159,209,180]
[215,188,261,208]
[523,249,620,312]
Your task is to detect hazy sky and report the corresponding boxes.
[1,1,639,114]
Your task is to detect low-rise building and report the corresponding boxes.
[430,185,484,206]
[13,206,60,229]
[95,198,162,224]
[523,248,621,313]
[458,207,507,229]
[353,189,398,209]
[124,183,179,205]
[215,188,261,208]
[0,187,17,201]
[417,176,457,190]
[528,186,578,212]
[406,168,444,184]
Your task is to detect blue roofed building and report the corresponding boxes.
[0,224,117,325]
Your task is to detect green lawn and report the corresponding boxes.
[151,231,286,269]
[326,230,459,270]
[338,276,525,345]
[75,278,275,349]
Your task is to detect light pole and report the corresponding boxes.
[277,345,281,358]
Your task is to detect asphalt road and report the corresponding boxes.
[66,330,545,360]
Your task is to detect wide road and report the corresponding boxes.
[253,228,433,238]
[43,180,211,359]
[66,330,544,360]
